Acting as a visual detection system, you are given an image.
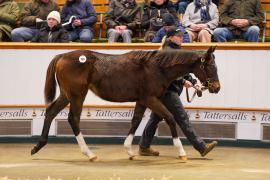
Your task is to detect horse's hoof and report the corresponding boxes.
[89,155,98,162]
[178,156,188,161]
[31,147,38,156]
[129,155,136,160]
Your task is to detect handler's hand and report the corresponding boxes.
[184,80,193,88]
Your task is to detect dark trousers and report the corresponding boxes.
[139,90,206,153]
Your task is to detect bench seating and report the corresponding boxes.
[13,0,270,42]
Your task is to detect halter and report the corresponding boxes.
[186,57,211,103]
[199,57,214,89]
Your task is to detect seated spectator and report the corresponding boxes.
[152,13,189,43]
[104,0,141,43]
[61,0,97,43]
[175,0,192,15]
[11,0,59,42]
[213,0,264,42]
[32,11,69,43]
[175,0,219,16]
[182,0,219,43]
[143,0,178,42]
[0,0,20,41]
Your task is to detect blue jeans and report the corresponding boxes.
[68,28,93,42]
[11,27,38,42]
[213,26,260,42]
[177,1,189,14]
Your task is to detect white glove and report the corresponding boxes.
[36,18,43,23]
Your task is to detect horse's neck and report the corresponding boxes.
[164,64,193,82]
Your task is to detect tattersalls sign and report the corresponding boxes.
[185,109,270,123]
[0,108,269,123]
[0,107,269,140]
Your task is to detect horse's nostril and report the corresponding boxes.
[215,87,220,93]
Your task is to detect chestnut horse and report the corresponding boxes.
[31,46,220,161]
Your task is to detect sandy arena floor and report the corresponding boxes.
[0,143,269,180]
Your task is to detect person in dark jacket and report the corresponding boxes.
[11,0,59,42]
[32,11,69,42]
[61,0,97,42]
[139,27,217,157]
[152,13,189,43]
[213,0,264,42]
[143,0,178,42]
[104,0,141,43]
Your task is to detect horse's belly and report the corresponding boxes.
[89,84,138,103]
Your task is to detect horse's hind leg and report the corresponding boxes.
[68,97,97,161]
[145,97,187,159]
[31,94,69,155]
[124,102,146,159]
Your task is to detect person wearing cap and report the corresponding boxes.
[152,13,189,43]
[32,11,69,42]
[11,0,59,42]
[160,26,184,48]
[139,26,217,158]
[182,0,219,42]
[61,0,97,42]
[143,0,178,42]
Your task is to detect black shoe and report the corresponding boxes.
[200,141,218,157]
[139,147,159,156]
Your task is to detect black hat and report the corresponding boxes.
[162,13,176,26]
[166,27,184,37]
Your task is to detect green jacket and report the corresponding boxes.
[0,0,20,38]
[219,0,264,31]
[21,0,59,27]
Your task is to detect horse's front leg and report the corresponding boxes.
[124,102,146,159]
[145,97,187,160]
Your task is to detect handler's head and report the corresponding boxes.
[166,27,183,45]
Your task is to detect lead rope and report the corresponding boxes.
[186,85,207,103]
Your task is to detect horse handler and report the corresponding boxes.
[139,27,217,157]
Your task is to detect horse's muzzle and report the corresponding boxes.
[209,81,221,94]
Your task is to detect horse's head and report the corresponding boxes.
[193,46,220,93]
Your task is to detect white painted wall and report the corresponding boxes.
[0,49,270,108]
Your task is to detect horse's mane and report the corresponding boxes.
[73,50,204,68]
[127,50,204,68]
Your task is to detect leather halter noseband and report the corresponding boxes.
[186,57,211,103]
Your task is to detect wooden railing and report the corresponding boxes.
[0,104,270,112]
[1,42,270,50]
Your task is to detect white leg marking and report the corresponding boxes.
[124,134,134,157]
[173,138,187,157]
[76,132,96,159]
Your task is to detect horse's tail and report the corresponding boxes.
[44,54,61,104]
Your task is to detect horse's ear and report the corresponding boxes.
[207,46,216,54]
[204,46,216,61]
